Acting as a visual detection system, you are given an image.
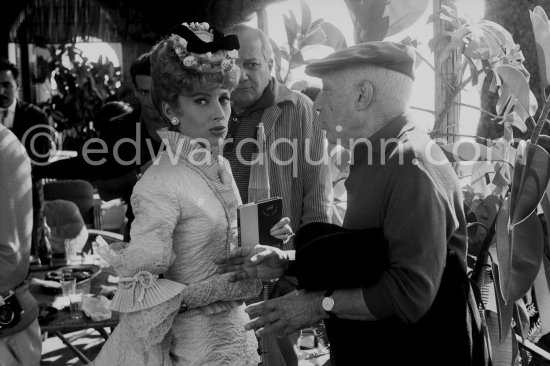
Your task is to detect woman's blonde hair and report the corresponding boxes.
[149,32,241,124]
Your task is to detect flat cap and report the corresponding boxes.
[305,41,416,80]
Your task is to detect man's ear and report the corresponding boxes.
[267,58,274,72]
[356,81,373,111]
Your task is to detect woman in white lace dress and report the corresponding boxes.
[92,22,292,366]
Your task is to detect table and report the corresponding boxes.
[28,258,119,364]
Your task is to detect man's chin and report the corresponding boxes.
[231,91,255,105]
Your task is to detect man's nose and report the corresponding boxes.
[239,69,249,82]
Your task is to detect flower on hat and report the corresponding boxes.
[183,55,198,67]
[170,22,239,74]
[175,36,188,49]
[227,50,239,59]
[184,22,210,32]
[221,59,232,70]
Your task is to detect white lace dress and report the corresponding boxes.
[92,130,261,366]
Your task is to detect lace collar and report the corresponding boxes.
[156,128,226,183]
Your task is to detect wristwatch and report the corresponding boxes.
[321,289,335,317]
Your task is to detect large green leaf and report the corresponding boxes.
[302,27,325,48]
[299,0,312,38]
[495,65,532,124]
[438,28,472,62]
[269,39,285,84]
[496,198,544,304]
[344,0,388,43]
[509,141,550,227]
[464,20,515,61]
[486,311,516,365]
[284,12,299,50]
[289,51,305,69]
[495,81,512,116]
[489,247,515,343]
[385,0,429,38]
[486,310,517,365]
[533,256,550,337]
[310,18,324,30]
[320,22,347,50]
[542,192,550,251]
[530,6,550,88]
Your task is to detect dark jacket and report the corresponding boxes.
[12,100,51,164]
[33,110,163,239]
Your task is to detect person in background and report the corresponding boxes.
[224,23,333,366]
[0,125,41,365]
[0,58,52,258]
[33,53,166,239]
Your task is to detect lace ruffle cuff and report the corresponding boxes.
[96,242,186,313]
[112,271,186,313]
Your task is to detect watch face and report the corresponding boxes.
[322,296,335,312]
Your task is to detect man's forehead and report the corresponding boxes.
[238,38,263,59]
[0,70,16,83]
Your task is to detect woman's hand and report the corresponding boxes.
[214,245,290,282]
[270,217,294,244]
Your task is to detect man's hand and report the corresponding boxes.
[270,217,294,244]
[244,290,326,336]
[214,245,290,282]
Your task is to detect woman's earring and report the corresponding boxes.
[170,117,180,126]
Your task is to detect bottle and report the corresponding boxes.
[248,123,270,203]
[37,217,52,266]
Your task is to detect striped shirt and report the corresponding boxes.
[224,81,275,203]
[224,79,333,253]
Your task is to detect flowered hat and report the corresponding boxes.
[167,22,240,75]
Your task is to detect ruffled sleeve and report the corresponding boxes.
[97,170,186,313]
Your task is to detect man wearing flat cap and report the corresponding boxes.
[217,41,486,365]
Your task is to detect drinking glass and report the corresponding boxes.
[64,238,80,264]
[60,278,83,319]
